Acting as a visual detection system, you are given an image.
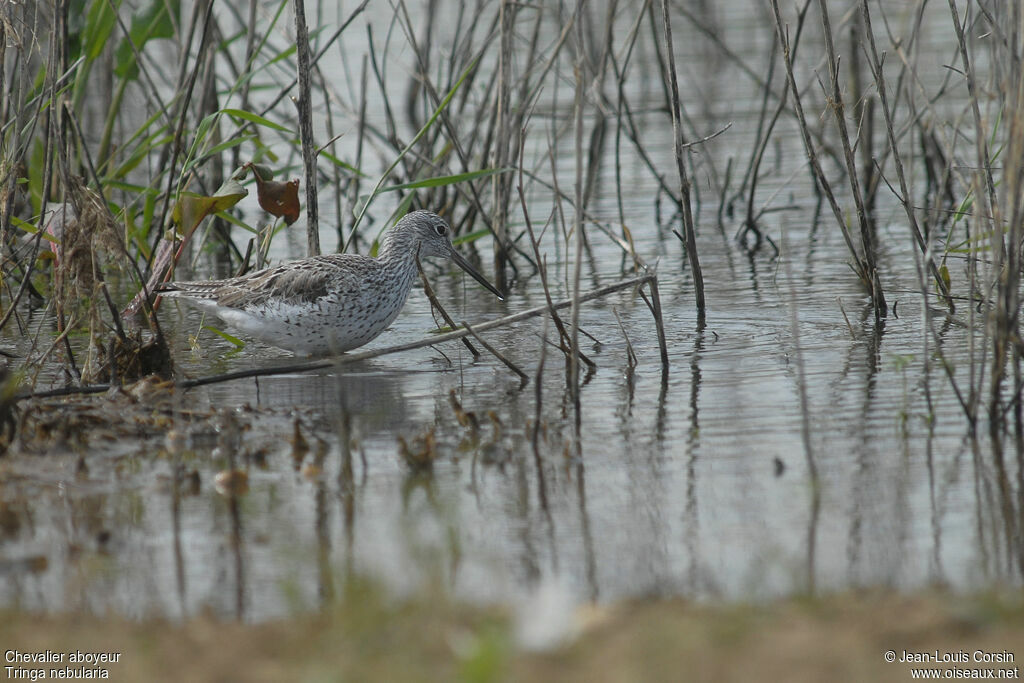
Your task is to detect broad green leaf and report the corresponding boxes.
[376,167,513,193]
[938,264,951,293]
[108,132,174,180]
[171,178,248,237]
[84,0,122,60]
[453,228,492,247]
[11,217,59,244]
[104,180,165,197]
[953,193,973,223]
[223,108,292,133]
[202,325,246,349]
[214,210,259,235]
[191,136,254,167]
[319,151,367,178]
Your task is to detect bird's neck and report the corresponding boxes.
[378,229,418,265]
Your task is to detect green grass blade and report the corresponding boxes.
[222,109,293,133]
[376,167,514,193]
[202,325,246,349]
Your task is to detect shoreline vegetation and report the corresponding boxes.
[2,589,1023,682]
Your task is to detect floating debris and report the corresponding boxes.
[214,469,249,497]
[398,428,438,472]
[0,555,48,577]
[773,457,786,477]
[176,466,201,496]
[290,417,309,464]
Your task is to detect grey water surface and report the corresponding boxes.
[1,1,1019,622]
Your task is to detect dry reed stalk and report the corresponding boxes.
[780,226,819,592]
[611,2,651,234]
[293,0,320,256]
[461,320,529,386]
[515,184,597,370]
[219,1,368,164]
[392,0,495,229]
[0,7,57,338]
[349,55,369,252]
[196,42,238,264]
[577,2,617,213]
[642,275,670,376]
[859,0,953,309]
[1004,9,1024,448]
[148,0,216,273]
[569,0,586,460]
[613,77,683,219]
[31,7,82,377]
[945,0,996,428]
[659,0,705,315]
[770,0,883,318]
[611,307,637,374]
[947,0,997,210]
[62,104,171,358]
[531,316,552,523]
[816,0,886,321]
[98,0,180,172]
[317,66,345,252]
[239,0,259,113]
[517,135,574,357]
[849,7,877,225]
[491,0,516,293]
[983,3,1024,429]
[740,28,781,238]
[738,0,809,237]
[871,1,961,356]
[415,255,480,359]
[0,4,37,311]
[0,14,7,128]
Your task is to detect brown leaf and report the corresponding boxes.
[254,175,300,225]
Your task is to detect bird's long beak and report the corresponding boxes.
[449,248,505,301]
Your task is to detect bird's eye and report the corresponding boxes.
[434,222,448,237]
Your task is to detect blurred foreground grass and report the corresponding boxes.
[2,585,1023,682]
